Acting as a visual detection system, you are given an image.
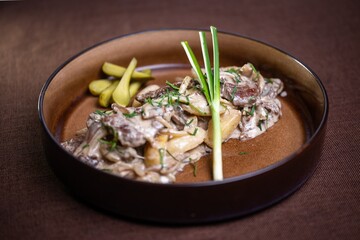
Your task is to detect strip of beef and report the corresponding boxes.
[221,81,259,107]
[102,113,148,147]
[135,79,199,103]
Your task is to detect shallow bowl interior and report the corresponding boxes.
[39,29,328,223]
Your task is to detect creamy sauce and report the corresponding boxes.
[62,64,284,183]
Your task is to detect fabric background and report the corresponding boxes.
[1,0,359,239]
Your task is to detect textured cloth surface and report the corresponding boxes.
[1,0,359,239]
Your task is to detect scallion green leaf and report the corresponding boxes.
[181,26,223,181]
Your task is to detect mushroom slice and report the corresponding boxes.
[205,108,242,147]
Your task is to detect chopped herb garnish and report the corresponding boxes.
[225,68,241,82]
[249,105,256,116]
[145,98,154,106]
[175,95,181,106]
[239,151,248,155]
[157,88,181,107]
[248,63,259,79]
[189,102,206,115]
[166,150,179,162]
[185,95,190,105]
[95,109,108,116]
[249,63,258,74]
[190,128,198,136]
[248,96,256,103]
[185,118,194,126]
[155,94,166,107]
[123,111,137,118]
[99,139,117,151]
[230,85,237,101]
[225,68,237,74]
[265,78,273,84]
[166,81,180,90]
[82,144,90,149]
[166,91,173,107]
[257,120,264,131]
[99,126,118,151]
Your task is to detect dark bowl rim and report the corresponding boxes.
[38,28,329,188]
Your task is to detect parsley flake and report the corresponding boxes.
[190,128,198,136]
[82,144,90,149]
[95,109,108,116]
[265,78,273,84]
[166,81,180,90]
[123,111,137,118]
[249,105,256,116]
[185,118,194,126]
[248,63,259,79]
[145,98,154,106]
[230,85,237,101]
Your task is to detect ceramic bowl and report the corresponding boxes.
[38,29,328,223]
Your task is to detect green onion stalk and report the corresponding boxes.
[181,26,223,181]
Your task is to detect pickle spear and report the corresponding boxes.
[102,62,151,79]
[99,80,119,107]
[88,79,112,96]
[129,69,152,97]
[112,58,137,106]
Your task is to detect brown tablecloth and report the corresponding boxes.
[1,0,359,239]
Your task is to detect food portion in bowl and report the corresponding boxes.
[39,28,326,222]
[62,62,285,183]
